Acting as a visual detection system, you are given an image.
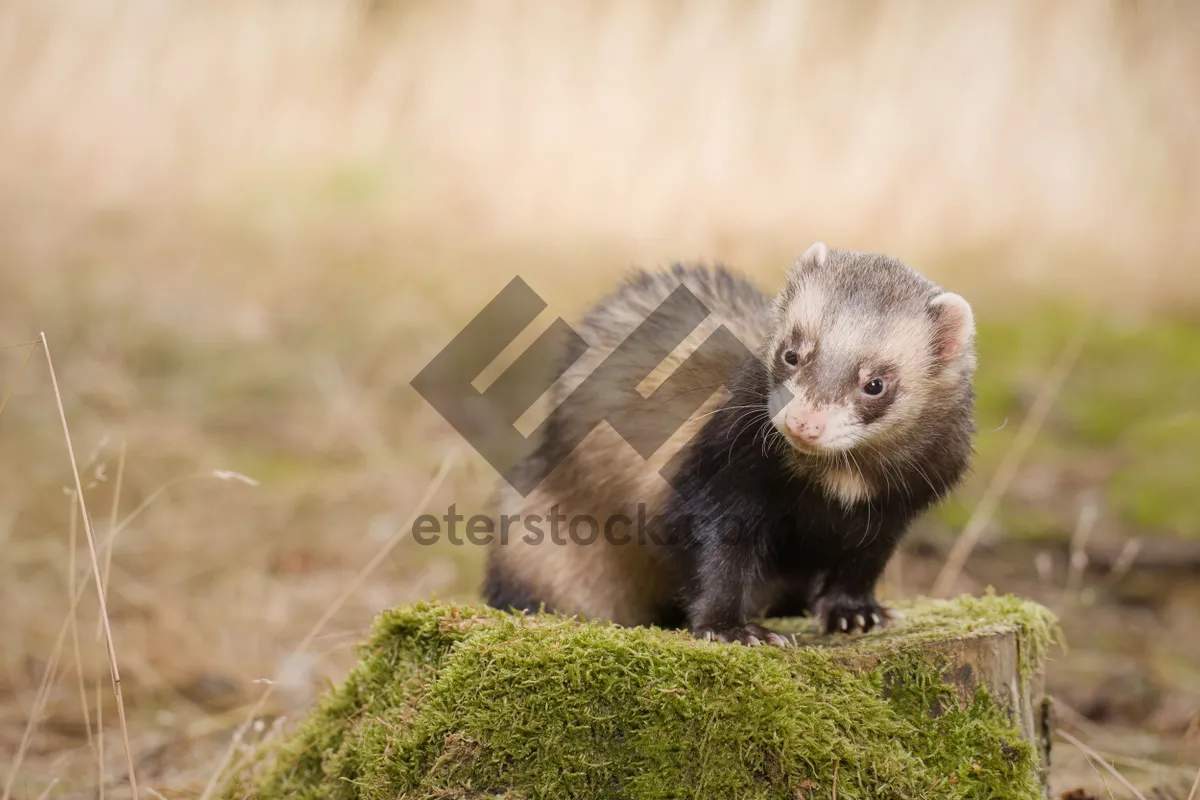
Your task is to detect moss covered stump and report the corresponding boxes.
[226,594,1058,799]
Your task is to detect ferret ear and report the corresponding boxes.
[792,241,829,273]
[928,292,975,362]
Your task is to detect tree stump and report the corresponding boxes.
[226,594,1058,799]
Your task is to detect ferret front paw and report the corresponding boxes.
[693,622,792,647]
[815,596,892,635]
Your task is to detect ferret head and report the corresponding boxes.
[765,243,976,459]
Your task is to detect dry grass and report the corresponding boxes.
[1059,728,1149,800]
[40,332,139,798]
[2,2,1200,299]
[932,320,1089,597]
[1,1,1199,796]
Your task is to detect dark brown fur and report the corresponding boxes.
[484,247,975,641]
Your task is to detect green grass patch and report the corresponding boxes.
[226,596,1057,799]
[941,305,1200,540]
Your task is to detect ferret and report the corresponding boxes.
[482,243,976,644]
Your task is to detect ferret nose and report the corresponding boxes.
[786,409,826,442]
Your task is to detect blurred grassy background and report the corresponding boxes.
[1,1,1198,797]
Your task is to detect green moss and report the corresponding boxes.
[225,596,1057,800]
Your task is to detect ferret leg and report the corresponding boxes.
[482,559,545,615]
[687,544,791,647]
[813,535,899,634]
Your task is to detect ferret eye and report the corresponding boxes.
[863,378,885,396]
[783,349,799,366]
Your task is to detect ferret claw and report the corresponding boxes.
[818,596,891,634]
[694,623,791,647]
